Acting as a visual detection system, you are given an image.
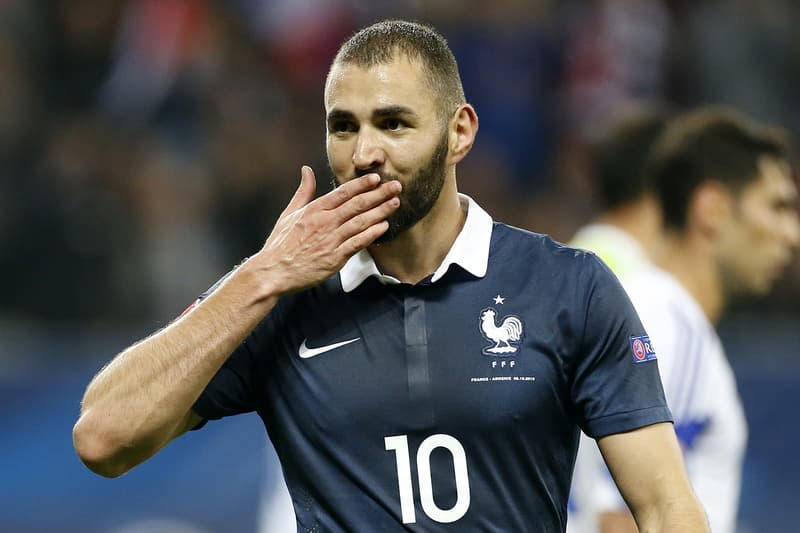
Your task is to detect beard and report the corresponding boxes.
[330,130,449,244]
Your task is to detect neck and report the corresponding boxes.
[598,196,664,260]
[368,175,465,284]
[657,232,725,323]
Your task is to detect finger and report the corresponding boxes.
[281,165,317,217]
[333,196,400,243]
[337,220,391,258]
[315,173,382,211]
[331,180,402,226]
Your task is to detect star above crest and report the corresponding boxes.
[493,295,505,305]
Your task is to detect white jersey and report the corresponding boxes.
[568,224,748,533]
[625,268,747,533]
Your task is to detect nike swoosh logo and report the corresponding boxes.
[298,337,361,359]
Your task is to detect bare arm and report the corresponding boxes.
[598,422,708,533]
[73,167,401,477]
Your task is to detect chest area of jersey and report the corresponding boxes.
[271,288,568,434]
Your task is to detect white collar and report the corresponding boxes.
[339,194,493,292]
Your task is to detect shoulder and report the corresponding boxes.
[491,222,606,272]
[492,222,622,287]
[488,223,621,312]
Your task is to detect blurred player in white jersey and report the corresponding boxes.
[568,108,673,533]
[570,107,800,533]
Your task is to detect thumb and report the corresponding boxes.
[282,165,317,216]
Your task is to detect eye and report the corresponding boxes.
[383,118,405,131]
[771,197,796,214]
[330,121,357,134]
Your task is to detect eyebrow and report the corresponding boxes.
[326,106,418,123]
[327,109,355,123]
[373,105,417,119]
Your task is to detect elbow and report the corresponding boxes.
[72,415,132,478]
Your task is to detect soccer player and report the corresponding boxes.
[73,20,708,532]
[572,107,800,533]
[567,109,673,533]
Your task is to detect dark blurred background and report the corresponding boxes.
[1,1,798,532]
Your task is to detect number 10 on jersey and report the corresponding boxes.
[384,434,471,524]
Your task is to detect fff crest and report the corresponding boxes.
[479,304,524,356]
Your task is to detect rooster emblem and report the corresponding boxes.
[479,308,523,355]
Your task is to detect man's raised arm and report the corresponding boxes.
[73,168,401,477]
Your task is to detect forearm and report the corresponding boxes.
[73,260,278,477]
[599,424,709,533]
[633,494,709,533]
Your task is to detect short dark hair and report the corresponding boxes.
[329,20,466,120]
[648,106,791,231]
[591,109,672,209]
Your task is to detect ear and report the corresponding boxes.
[690,180,733,237]
[447,104,479,165]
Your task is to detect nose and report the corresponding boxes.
[352,127,385,172]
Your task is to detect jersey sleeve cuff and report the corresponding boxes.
[584,406,673,439]
[189,410,208,431]
[192,393,224,424]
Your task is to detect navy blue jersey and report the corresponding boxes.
[193,198,670,532]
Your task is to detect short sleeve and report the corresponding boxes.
[570,255,672,438]
[192,338,260,421]
[189,260,265,422]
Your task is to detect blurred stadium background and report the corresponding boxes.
[1,1,798,532]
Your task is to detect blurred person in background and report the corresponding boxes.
[569,108,672,277]
[566,108,673,533]
[73,20,708,532]
[676,0,800,308]
[570,107,800,533]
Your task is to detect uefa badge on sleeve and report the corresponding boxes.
[629,335,657,363]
